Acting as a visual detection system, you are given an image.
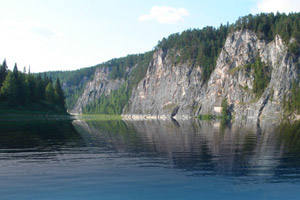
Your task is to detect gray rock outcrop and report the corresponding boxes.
[123,30,299,126]
[72,29,299,126]
[71,67,125,114]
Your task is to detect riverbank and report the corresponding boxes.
[75,114,122,121]
[0,103,71,121]
[0,102,68,114]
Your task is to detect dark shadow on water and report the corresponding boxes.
[0,120,85,151]
[171,118,180,128]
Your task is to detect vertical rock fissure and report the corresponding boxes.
[257,95,269,129]
[171,106,180,119]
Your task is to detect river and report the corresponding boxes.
[0,118,299,199]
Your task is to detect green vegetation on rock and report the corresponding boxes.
[156,12,300,83]
[283,81,300,113]
[82,84,129,114]
[198,114,215,120]
[245,56,271,97]
[156,25,229,82]
[82,51,154,115]
[221,97,231,127]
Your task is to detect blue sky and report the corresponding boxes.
[0,0,300,72]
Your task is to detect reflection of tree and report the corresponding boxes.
[0,120,83,150]
[276,121,300,169]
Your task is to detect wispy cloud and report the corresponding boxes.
[139,6,189,24]
[0,18,63,71]
[0,19,62,39]
[252,0,300,13]
[30,26,57,38]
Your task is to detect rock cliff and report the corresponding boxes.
[71,66,125,114]
[72,29,299,126]
[124,48,204,119]
[123,30,299,126]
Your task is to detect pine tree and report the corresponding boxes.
[221,97,231,127]
[45,82,55,104]
[54,78,66,110]
[27,73,37,102]
[13,63,18,80]
[0,59,8,88]
[0,71,18,105]
[36,74,45,101]
[18,72,29,105]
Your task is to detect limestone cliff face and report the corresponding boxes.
[71,67,125,114]
[200,30,297,127]
[124,30,299,126]
[124,49,204,119]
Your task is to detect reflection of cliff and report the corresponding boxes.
[72,119,290,178]
[125,120,282,177]
[72,120,155,153]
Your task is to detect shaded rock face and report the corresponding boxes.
[124,49,204,119]
[124,30,299,126]
[71,67,124,114]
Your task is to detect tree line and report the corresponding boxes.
[0,59,66,113]
[156,12,300,82]
[157,25,229,82]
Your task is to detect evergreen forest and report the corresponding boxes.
[0,60,67,114]
[156,12,300,81]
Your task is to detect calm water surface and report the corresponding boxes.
[0,118,300,199]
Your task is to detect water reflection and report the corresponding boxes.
[0,118,300,200]
[72,119,300,182]
[0,120,84,151]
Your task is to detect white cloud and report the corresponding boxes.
[139,6,189,24]
[253,0,300,13]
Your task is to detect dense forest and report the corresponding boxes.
[157,25,229,82]
[156,12,300,81]
[0,60,66,113]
